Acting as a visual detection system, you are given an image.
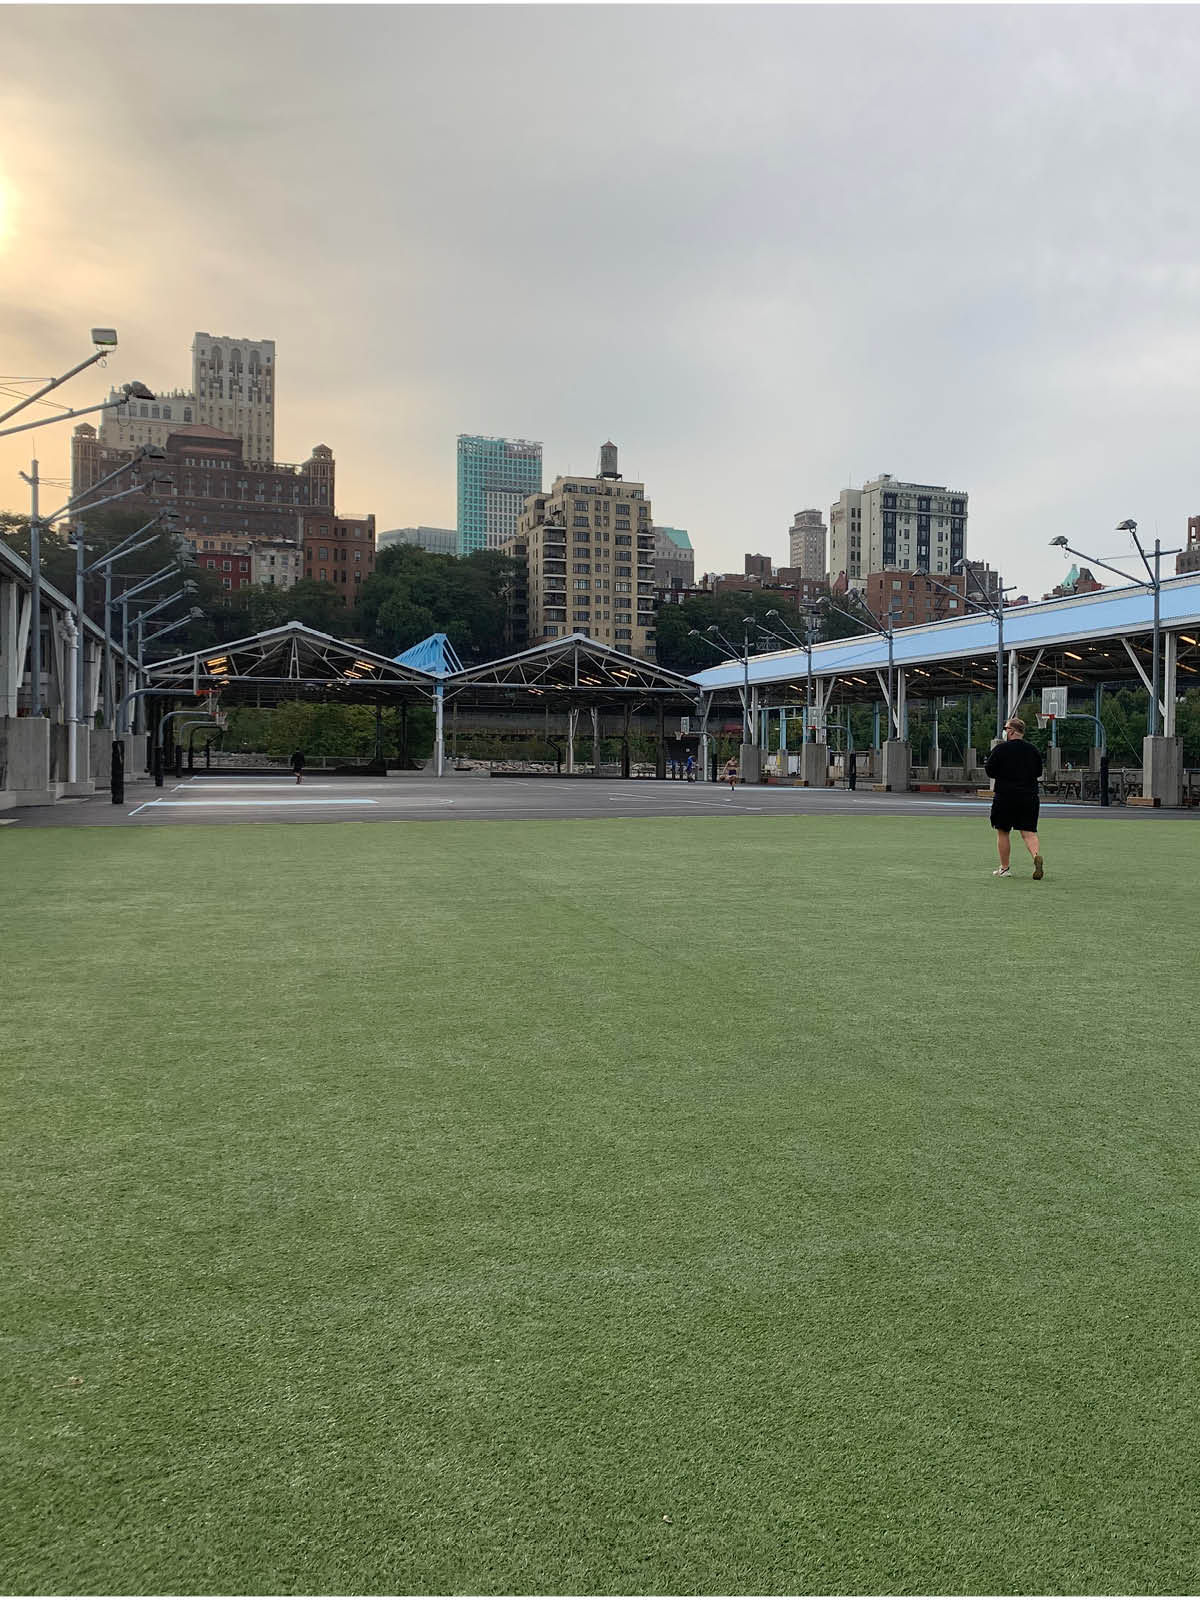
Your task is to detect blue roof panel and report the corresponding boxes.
[689,574,1200,690]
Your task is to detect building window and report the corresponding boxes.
[319,546,328,560]
[222,560,231,571]
[319,568,327,581]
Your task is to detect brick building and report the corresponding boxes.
[72,424,335,540]
[301,513,377,604]
[865,569,967,627]
[194,538,254,593]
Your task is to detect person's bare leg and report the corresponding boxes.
[1022,829,1044,878]
[996,830,1011,871]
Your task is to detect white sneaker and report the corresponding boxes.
[992,867,1011,876]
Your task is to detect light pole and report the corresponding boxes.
[0,329,154,442]
[916,564,1015,744]
[765,606,820,739]
[69,502,177,737]
[18,442,169,718]
[1049,522,1180,738]
[820,592,903,738]
[689,620,754,743]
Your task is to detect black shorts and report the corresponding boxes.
[990,790,1040,832]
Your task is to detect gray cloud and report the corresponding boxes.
[3,5,1199,590]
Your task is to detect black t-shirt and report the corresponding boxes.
[985,737,1043,793]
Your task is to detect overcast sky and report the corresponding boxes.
[3,4,1199,596]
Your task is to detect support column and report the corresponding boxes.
[434,684,445,777]
[0,579,21,718]
[621,703,631,779]
[1143,634,1183,805]
[1164,633,1178,737]
[591,705,601,776]
[896,669,907,740]
[1007,649,1019,720]
[655,700,666,779]
[567,706,578,774]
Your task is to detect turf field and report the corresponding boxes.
[3,815,1198,1595]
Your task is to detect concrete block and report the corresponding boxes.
[63,724,94,796]
[1142,736,1182,806]
[738,742,762,784]
[800,741,829,788]
[882,739,911,792]
[3,716,55,806]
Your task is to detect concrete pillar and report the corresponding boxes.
[1142,736,1183,807]
[1088,747,1103,773]
[1164,633,1178,737]
[3,716,54,806]
[882,739,911,792]
[1045,744,1063,778]
[963,746,978,778]
[0,580,24,718]
[800,741,828,786]
[738,742,762,783]
[591,705,601,776]
[63,723,93,796]
[566,706,577,774]
[655,702,667,780]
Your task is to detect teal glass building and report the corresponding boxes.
[457,435,543,556]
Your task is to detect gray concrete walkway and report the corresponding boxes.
[7,770,1195,828]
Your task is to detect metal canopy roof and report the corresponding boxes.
[690,574,1200,702]
[442,632,698,712]
[146,621,438,705]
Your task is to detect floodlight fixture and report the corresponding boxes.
[91,328,119,349]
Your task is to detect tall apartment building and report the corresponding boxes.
[653,527,694,593]
[515,441,657,658]
[457,435,542,555]
[378,526,458,557]
[498,533,529,649]
[99,332,275,462]
[829,474,968,589]
[788,509,827,581]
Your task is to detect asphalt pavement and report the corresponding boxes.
[6,771,1194,827]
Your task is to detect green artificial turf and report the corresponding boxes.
[3,815,1199,1595]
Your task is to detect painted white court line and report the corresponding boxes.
[134,798,381,809]
[181,780,346,789]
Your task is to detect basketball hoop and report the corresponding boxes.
[1037,714,1056,730]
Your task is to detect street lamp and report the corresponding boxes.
[765,606,820,740]
[914,562,1015,743]
[819,592,904,738]
[688,618,755,743]
[1049,522,1180,738]
[19,443,172,717]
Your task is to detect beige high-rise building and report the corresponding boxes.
[829,474,968,590]
[788,509,827,581]
[98,331,275,462]
[514,441,658,659]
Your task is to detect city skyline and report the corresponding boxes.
[3,6,1200,596]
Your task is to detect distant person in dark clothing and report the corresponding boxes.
[985,717,1044,879]
[685,754,695,782]
[290,750,305,785]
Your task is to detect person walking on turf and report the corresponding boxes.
[724,756,738,792]
[290,749,306,785]
[985,716,1044,879]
